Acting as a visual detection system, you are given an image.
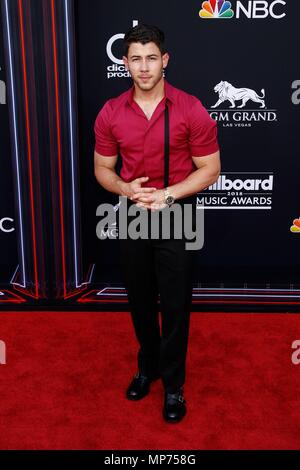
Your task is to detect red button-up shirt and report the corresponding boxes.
[94,81,219,189]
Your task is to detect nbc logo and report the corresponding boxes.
[290,217,300,233]
[199,1,286,20]
[0,217,14,233]
[200,0,234,18]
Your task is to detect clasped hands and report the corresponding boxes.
[122,176,167,211]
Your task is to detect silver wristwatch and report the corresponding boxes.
[164,188,175,206]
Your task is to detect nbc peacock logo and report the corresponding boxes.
[199,0,234,19]
[290,217,300,234]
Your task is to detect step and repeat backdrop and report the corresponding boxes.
[0,0,299,302]
[75,0,300,287]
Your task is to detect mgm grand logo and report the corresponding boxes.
[209,81,277,127]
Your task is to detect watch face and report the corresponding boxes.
[166,195,175,205]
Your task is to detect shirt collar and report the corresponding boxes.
[127,80,175,106]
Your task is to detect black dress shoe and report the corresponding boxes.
[163,389,186,423]
[126,372,159,401]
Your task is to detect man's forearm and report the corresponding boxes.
[168,167,220,200]
[95,166,128,196]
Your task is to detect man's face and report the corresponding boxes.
[123,42,169,92]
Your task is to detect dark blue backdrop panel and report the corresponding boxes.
[75,0,299,287]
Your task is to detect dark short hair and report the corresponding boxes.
[123,24,166,57]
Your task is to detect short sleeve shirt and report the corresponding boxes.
[94,80,219,189]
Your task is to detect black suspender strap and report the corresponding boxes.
[164,104,169,188]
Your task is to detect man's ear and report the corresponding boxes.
[162,52,169,69]
[123,55,129,71]
[162,52,170,67]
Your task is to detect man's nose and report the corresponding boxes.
[140,60,149,71]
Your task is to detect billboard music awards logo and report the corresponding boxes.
[106,20,138,79]
[199,0,286,19]
[197,172,273,209]
[208,81,277,127]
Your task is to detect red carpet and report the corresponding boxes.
[0,311,300,449]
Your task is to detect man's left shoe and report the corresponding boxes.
[163,389,186,423]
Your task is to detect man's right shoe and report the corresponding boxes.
[126,372,159,401]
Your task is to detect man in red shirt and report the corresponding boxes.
[94,24,220,423]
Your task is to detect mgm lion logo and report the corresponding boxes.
[211,81,266,109]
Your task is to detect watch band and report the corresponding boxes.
[164,187,175,206]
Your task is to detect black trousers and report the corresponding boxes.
[117,197,196,393]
